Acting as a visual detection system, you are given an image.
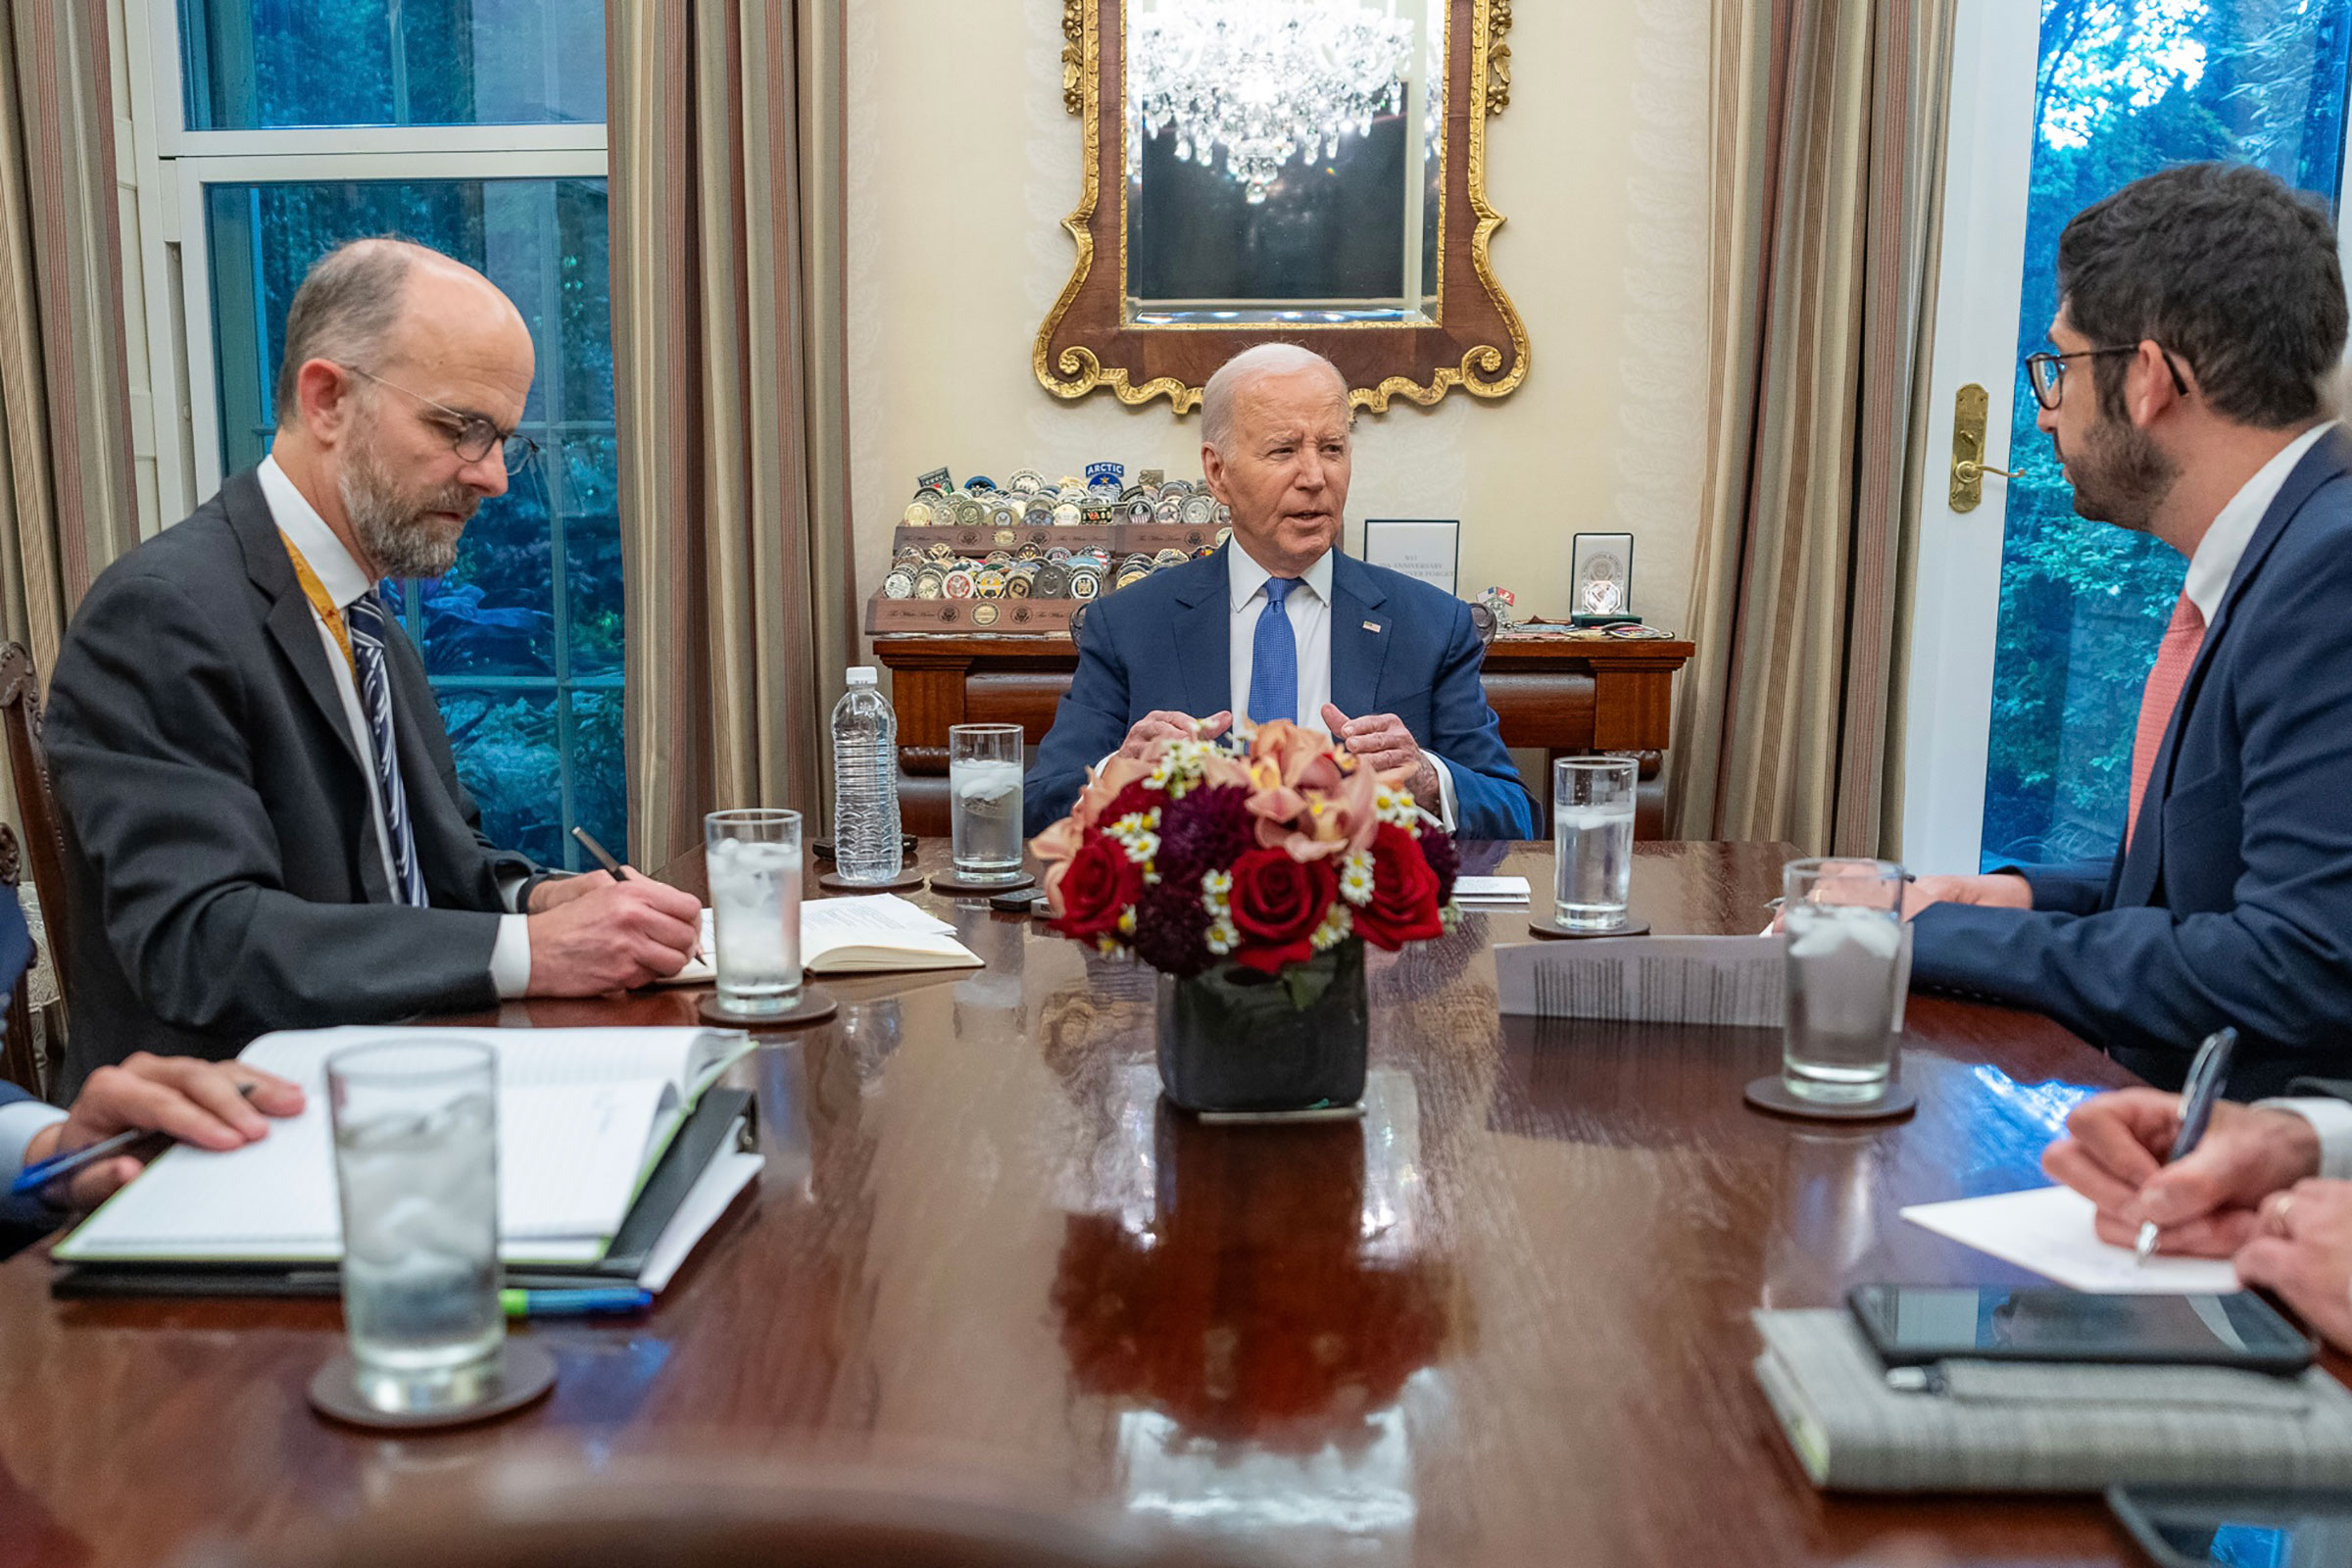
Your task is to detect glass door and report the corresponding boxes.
[1902,0,2352,874]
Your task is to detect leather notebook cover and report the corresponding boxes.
[1753,1308,2352,1494]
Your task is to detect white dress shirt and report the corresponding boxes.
[256,458,533,997]
[1227,545,1458,829]
[2163,420,2343,1161]
[0,1097,67,1224]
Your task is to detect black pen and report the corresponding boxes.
[10,1082,259,1197]
[2136,1025,2238,1265]
[570,825,629,879]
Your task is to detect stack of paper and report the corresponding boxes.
[1453,875,1532,907]
[56,1026,754,1268]
[665,894,981,986]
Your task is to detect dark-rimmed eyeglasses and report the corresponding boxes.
[2023,344,2191,412]
[336,363,541,475]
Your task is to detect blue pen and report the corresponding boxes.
[11,1082,259,1197]
[500,1287,654,1318]
[2135,1025,2238,1266]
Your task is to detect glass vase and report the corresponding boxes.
[1154,939,1368,1114]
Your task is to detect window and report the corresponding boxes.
[1980,0,2352,867]
[122,0,620,866]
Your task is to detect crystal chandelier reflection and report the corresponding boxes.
[1130,1,1417,205]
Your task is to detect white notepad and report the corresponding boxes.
[1453,875,1532,905]
[1900,1185,2243,1294]
[662,894,981,986]
[54,1026,753,1266]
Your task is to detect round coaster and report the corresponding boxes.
[1527,917,1652,941]
[308,1341,557,1433]
[699,986,839,1029]
[818,868,928,894]
[929,870,1036,896]
[1742,1074,1918,1123]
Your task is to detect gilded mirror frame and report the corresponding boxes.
[1038,0,1527,414]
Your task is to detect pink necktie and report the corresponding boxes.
[2127,592,2206,848]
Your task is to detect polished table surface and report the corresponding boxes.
[0,841,2174,1567]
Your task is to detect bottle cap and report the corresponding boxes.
[847,666,878,686]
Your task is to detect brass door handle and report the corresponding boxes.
[1948,383,2015,512]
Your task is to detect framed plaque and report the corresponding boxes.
[1362,519,1460,597]
[1570,532,1636,621]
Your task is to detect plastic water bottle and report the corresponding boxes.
[831,666,903,884]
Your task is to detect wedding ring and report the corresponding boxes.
[2267,1190,2298,1235]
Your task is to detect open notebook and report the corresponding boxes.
[53,1026,754,1268]
[662,894,982,986]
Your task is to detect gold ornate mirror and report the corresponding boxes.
[1039,0,1525,414]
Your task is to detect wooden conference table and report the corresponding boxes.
[0,841,2172,1567]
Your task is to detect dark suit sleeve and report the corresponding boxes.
[1024,616,1138,837]
[2010,858,2110,916]
[1910,544,2352,1067]
[46,570,506,1040]
[1424,606,1540,840]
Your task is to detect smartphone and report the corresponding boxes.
[1847,1285,2314,1373]
[2109,1485,2352,1567]
[990,887,1051,914]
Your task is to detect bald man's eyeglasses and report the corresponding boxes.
[337,363,541,475]
[2023,344,2191,412]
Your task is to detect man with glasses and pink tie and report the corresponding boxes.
[1901,162,2352,1098]
[41,238,700,1101]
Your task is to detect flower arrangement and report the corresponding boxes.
[1029,721,1462,995]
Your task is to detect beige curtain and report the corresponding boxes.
[1667,0,1955,857]
[609,0,857,872]
[0,0,137,680]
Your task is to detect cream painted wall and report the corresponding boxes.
[846,0,1712,652]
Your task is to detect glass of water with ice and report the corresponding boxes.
[327,1039,502,1414]
[949,723,1026,885]
[1781,858,1907,1103]
[705,808,804,1015]
[1551,757,1638,931]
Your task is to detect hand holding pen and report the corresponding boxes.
[11,1054,303,1208]
[2135,1026,2238,1264]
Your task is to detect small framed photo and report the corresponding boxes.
[1362,519,1460,596]
[1570,532,1636,620]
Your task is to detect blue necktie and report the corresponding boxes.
[342,593,430,907]
[1248,576,1302,725]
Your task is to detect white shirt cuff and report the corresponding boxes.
[2260,1097,2352,1180]
[490,912,533,1000]
[1430,755,1459,833]
[497,867,532,914]
[0,1099,71,1224]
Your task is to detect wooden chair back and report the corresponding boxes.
[193,1461,1285,1568]
[0,643,68,1003]
[0,825,42,1097]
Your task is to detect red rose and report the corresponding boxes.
[1052,834,1144,943]
[1102,778,1169,823]
[1354,822,1444,950]
[1228,847,1338,974]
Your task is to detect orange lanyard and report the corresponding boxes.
[278,531,356,677]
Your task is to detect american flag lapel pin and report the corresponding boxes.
[1363,619,1382,633]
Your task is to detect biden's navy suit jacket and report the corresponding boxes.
[1024,546,1540,842]
[1912,423,2352,1098]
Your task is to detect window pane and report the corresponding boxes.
[179,0,605,129]
[205,176,623,864]
[1981,2,2352,868]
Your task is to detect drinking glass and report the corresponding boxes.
[328,1039,503,1413]
[706,808,804,1014]
[949,723,1026,884]
[1551,757,1638,930]
[1781,858,1907,1103]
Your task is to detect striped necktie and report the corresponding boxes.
[2127,592,2206,850]
[341,592,430,906]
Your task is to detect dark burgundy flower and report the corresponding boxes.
[1419,825,1460,906]
[1155,784,1256,890]
[1133,876,1214,978]
[1102,779,1168,824]
[1228,847,1338,974]
[1354,822,1445,950]
[1051,834,1144,943]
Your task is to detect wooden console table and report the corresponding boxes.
[871,632,1695,838]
